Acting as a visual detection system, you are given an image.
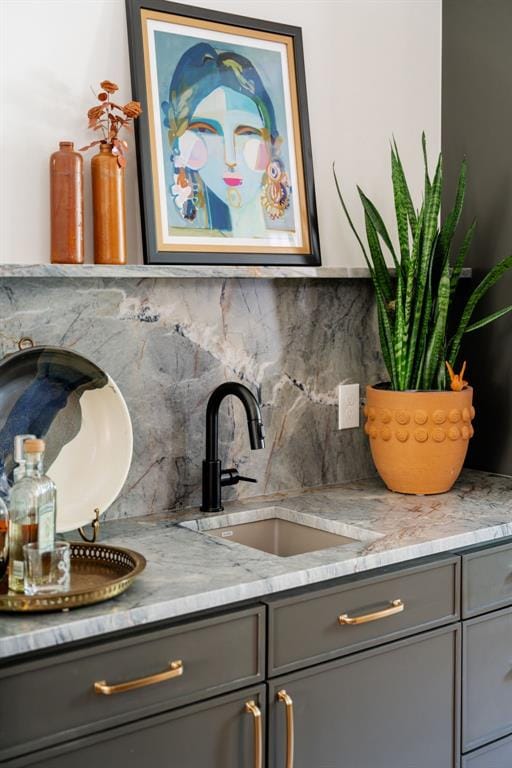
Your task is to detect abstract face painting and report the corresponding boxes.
[161,42,293,239]
[127,1,319,265]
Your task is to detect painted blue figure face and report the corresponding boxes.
[178,86,271,210]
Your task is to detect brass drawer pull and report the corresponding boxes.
[94,659,183,695]
[338,598,404,626]
[245,700,262,768]
[277,689,294,768]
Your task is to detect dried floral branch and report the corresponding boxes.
[80,80,142,166]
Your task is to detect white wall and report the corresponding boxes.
[0,0,441,266]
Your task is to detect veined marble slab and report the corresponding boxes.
[0,264,474,279]
[0,469,511,659]
[0,276,383,516]
[0,264,374,279]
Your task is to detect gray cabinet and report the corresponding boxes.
[461,733,512,768]
[462,603,512,752]
[0,605,265,761]
[267,556,459,675]
[462,539,512,618]
[460,539,512,764]
[268,625,460,768]
[16,539,512,768]
[4,686,266,768]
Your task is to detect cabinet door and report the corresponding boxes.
[6,686,265,768]
[462,606,512,751]
[1,605,265,760]
[461,733,512,768]
[269,625,459,768]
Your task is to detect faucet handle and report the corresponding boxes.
[220,468,258,487]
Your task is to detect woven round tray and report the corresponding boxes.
[0,542,146,612]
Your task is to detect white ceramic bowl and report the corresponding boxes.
[0,346,133,532]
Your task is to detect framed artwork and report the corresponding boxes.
[125,0,320,265]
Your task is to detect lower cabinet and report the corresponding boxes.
[6,686,266,768]
[461,733,512,768]
[462,605,512,752]
[268,625,460,768]
[16,544,512,768]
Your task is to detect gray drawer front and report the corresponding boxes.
[462,606,512,752]
[267,557,460,674]
[0,606,264,760]
[462,734,512,768]
[3,685,266,768]
[462,540,512,618]
[269,625,460,768]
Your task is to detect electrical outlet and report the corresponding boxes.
[338,383,360,430]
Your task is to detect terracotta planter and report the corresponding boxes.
[91,143,127,265]
[365,384,475,495]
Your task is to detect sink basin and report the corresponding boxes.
[207,517,357,557]
[181,507,379,558]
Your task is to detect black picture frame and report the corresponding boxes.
[125,0,320,266]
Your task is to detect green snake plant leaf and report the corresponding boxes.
[406,155,442,384]
[450,219,476,296]
[376,299,395,386]
[403,204,425,332]
[391,146,411,267]
[436,354,447,390]
[448,253,512,365]
[465,304,512,332]
[393,259,407,389]
[357,187,400,271]
[364,211,393,303]
[334,164,398,387]
[413,232,439,389]
[421,256,451,388]
[333,164,373,272]
[422,132,431,196]
[375,284,398,389]
[440,158,467,260]
[392,137,418,238]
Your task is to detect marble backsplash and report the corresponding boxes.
[0,277,383,519]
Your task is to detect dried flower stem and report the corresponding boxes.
[80,80,142,167]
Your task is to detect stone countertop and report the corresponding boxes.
[1,469,511,660]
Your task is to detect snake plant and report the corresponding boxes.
[334,134,512,391]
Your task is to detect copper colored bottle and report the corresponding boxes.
[50,141,84,264]
[91,143,127,265]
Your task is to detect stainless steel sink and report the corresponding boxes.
[181,507,380,558]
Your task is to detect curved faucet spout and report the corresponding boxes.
[205,382,265,462]
[202,381,265,513]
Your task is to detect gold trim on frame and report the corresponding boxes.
[140,8,310,255]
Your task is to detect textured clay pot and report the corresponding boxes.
[365,384,475,495]
[91,143,127,265]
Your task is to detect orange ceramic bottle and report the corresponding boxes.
[50,141,84,264]
[91,143,127,265]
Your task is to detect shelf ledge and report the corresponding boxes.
[0,264,472,280]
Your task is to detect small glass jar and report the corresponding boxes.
[23,541,70,595]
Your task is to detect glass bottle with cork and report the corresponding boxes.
[8,439,56,592]
[13,433,36,483]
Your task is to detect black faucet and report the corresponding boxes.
[201,382,265,513]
